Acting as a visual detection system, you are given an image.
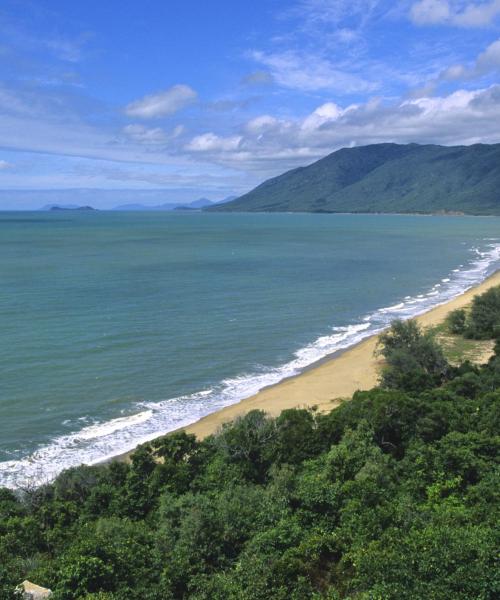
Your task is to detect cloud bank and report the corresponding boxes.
[184,85,500,174]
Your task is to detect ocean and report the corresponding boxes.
[1,211,499,487]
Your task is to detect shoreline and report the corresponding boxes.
[204,210,500,217]
[114,268,500,460]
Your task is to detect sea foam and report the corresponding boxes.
[1,241,499,489]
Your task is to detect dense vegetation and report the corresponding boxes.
[1,290,499,599]
[207,143,500,215]
[447,286,500,339]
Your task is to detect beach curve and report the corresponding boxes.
[181,269,500,440]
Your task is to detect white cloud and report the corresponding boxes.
[70,163,247,191]
[123,124,168,144]
[186,133,242,152]
[410,0,451,24]
[282,0,388,53]
[301,102,346,130]
[287,0,384,39]
[441,37,500,80]
[245,115,281,133]
[181,85,500,175]
[124,85,197,119]
[292,0,381,24]
[251,50,377,93]
[441,63,469,79]
[0,84,197,168]
[410,0,500,27]
[403,88,477,112]
[122,123,186,145]
[45,33,92,62]
[0,160,12,169]
[171,125,185,138]
[410,37,500,96]
[477,38,500,69]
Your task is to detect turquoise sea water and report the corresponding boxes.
[1,211,499,487]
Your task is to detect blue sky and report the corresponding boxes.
[1,0,500,208]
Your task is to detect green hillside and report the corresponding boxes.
[207,143,500,215]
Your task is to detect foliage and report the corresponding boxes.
[445,287,500,340]
[1,314,500,598]
[377,319,450,391]
[466,286,500,339]
[446,308,467,334]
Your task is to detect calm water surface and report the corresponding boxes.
[1,211,499,486]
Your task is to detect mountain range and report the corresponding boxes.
[206,143,500,215]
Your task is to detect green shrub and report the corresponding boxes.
[377,319,450,391]
[446,308,467,334]
[466,286,500,339]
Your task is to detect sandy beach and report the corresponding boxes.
[179,269,500,440]
[110,270,500,465]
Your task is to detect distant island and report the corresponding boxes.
[49,205,96,211]
[206,143,500,215]
[112,196,236,211]
[31,195,237,212]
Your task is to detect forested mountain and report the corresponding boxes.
[207,143,500,215]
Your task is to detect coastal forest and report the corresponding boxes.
[207,143,500,215]
[1,287,499,599]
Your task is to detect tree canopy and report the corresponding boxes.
[1,292,499,598]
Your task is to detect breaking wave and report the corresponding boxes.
[1,240,499,488]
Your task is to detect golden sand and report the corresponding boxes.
[113,271,499,463]
[182,270,500,440]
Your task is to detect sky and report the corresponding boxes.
[0,0,500,209]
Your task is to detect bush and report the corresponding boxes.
[377,320,450,391]
[466,286,500,339]
[446,308,467,334]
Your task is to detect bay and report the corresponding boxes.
[1,211,499,486]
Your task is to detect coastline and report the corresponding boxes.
[115,268,500,459]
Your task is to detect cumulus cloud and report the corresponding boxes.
[440,37,500,81]
[124,85,197,119]
[183,85,500,174]
[185,133,242,152]
[410,0,500,27]
[245,115,283,133]
[301,102,351,130]
[476,38,500,69]
[0,160,12,169]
